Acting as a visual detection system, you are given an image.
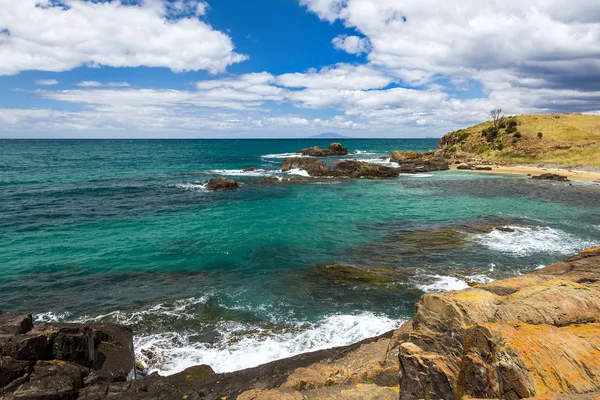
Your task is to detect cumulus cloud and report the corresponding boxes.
[301,0,600,113]
[35,79,59,86]
[332,35,370,55]
[0,0,247,75]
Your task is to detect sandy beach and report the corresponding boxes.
[451,164,600,182]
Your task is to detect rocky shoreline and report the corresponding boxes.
[2,248,600,399]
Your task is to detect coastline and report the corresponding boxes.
[3,247,600,399]
[450,164,600,182]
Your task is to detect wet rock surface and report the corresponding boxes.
[532,173,570,181]
[298,143,349,157]
[206,177,239,190]
[0,316,135,400]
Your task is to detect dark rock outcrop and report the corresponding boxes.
[281,157,330,177]
[331,160,400,178]
[532,173,570,181]
[298,143,348,157]
[206,177,239,190]
[0,316,135,400]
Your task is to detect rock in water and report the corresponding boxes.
[242,167,256,172]
[281,157,331,177]
[532,173,570,181]
[331,160,399,178]
[206,177,239,190]
[297,142,348,157]
[389,151,424,162]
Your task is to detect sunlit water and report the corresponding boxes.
[1,139,599,375]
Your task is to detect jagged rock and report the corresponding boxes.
[243,167,256,172]
[389,151,424,162]
[398,247,600,399]
[206,177,239,190]
[88,324,136,383]
[532,173,570,181]
[298,143,348,157]
[396,159,449,173]
[331,160,399,178]
[0,313,33,335]
[7,360,88,400]
[0,332,49,360]
[239,384,398,400]
[281,157,330,177]
[456,323,600,399]
[33,323,98,367]
[0,356,30,388]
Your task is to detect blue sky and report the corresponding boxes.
[1,0,599,138]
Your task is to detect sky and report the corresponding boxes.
[1,0,599,138]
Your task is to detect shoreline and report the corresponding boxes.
[450,164,600,182]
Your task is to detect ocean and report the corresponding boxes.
[1,139,599,375]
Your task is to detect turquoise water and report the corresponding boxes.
[1,139,599,374]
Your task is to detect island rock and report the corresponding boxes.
[206,177,239,190]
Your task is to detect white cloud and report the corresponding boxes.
[107,82,131,88]
[76,81,102,88]
[301,0,600,113]
[332,35,370,55]
[35,79,59,86]
[0,0,247,75]
[276,64,391,90]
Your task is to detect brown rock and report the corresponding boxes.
[32,323,98,367]
[389,151,424,162]
[0,313,34,335]
[331,160,399,178]
[398,247,600,399]
[9,360,88,400]
[456,323,600,399]
[532,173,570,181]
[88,324,136,383]
[243,167,256,172]
[298,143,348,157]
[206,177,239,190]
[281,157,331,177]
[0,356,30,388]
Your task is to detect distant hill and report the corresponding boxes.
[309,132,348,139]
[439,113,600,167]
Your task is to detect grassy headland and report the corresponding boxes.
[439,113,600,167]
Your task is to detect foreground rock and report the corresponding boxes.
[532,173,570,181]
[298,142,348,157]
[0,315,135,399]
[398,246,600,399]
[206,177,239,190]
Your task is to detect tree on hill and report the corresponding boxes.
[490,109,503,132]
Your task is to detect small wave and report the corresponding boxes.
[399,173,433,178]
[354,150,377,155]
[286,168,310,177]
[174,182,208,192]
[208,169,281,177]
[134,312,404,375]
[34,311,73,323]
[261,152,307,159]
[348,157,400,168]
[473,226,596,257]
[417,275,469,292]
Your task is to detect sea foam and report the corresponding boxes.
[473,226,596,257]
[134,312,405,375]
